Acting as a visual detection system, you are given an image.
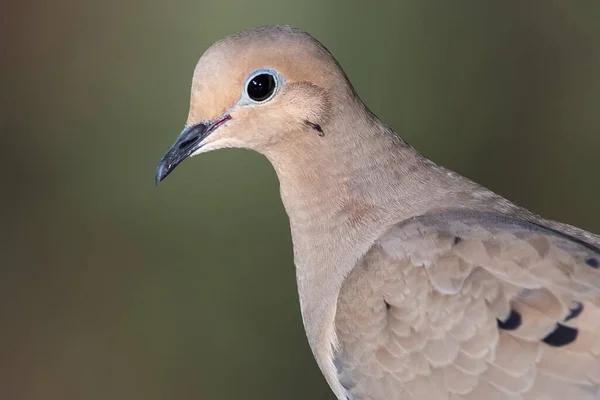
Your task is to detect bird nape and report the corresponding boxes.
[155,25,600,400]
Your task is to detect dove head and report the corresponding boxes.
[155,25,365,184]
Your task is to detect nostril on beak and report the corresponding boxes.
[178,137,198,149]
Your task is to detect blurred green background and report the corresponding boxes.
[3,1,600,399]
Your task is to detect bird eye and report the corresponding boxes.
[246,73,276,102]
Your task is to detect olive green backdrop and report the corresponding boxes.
[3,1,600,399]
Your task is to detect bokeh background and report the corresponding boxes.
[3,1,600,399]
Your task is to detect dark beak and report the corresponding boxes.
[155,116,231,185]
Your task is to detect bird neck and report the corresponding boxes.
[267,101,433,263]
[262,99,444,370]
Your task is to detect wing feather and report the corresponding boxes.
[334,210,600,400]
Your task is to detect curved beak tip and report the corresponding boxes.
[154,117,229,187]
[155,162,166,186]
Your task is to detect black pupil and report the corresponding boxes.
[247,74,276,102]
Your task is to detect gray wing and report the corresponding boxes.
[334,210,600,400]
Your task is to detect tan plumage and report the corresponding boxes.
[337,212,600,399]
[155,25,600,400]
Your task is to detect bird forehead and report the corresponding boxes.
[186,30,338,123]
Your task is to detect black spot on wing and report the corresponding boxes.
[453,236,462,245]
[384,300,391,310]
[565,302,583,321]
[497,309,521,330]
[586,257,599,268]
[542,323,578,347]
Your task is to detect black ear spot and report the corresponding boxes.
[586,257,599,268]
[304,120,325,137]
[565,302,583,321]
[497,309,521,330]
[542,323,578,347]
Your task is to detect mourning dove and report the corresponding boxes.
[155,26,600,400]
